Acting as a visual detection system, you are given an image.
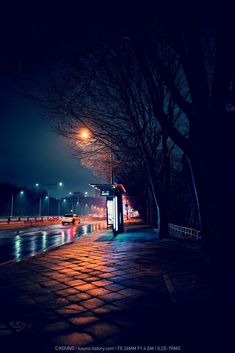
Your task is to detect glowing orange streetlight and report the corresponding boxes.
[79,128,113,184]
[80,129,90,139]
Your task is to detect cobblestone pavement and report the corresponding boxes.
[0,225,232,353]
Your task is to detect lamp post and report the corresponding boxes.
[68,192,74,213]
[45,195,48,216]
[62,198,66,214]
[79,128,113,184]
[47,191,50,215]
[35,182,63,215]
[10,190,24,217]
[39,197,42,217]
[76,201,79,214]
[35,184,42,216]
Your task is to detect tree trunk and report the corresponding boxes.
[189,154,219,270]
[189,127,235,283]
[147,164,170,238]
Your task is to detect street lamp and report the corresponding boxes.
[80,129,90,139]
[57,196,66,217]
[79,128,113,184]
[68,192,74,213]
[35,182,63,215]
[35,183,42,216]
[10,190,24,217]
[76,201,80,214]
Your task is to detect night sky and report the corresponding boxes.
[0,2,110,198]
[0,96,101,198]
[0,1,172,198]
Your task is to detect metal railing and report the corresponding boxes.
[0,215,103,224]
[0,216,61,224]
[168,223,201,240]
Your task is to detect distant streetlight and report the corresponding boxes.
[57,195,67,217]
[10,190,24,217]
[61,199,67,214]
[35,184,42,216]
[35,182,63,215]
[38,198,42,217]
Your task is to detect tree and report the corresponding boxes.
[31,40,188,237]
[126,9,235,279]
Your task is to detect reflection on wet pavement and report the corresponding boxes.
[0,222,107,264]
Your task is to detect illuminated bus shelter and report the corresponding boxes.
[89,183,126,235]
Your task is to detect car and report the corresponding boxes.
[61,214,80,226]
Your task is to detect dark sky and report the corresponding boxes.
[0,87,103,198]
[0,1,189,198]
[0,2,111,198]
[0,2,227,198]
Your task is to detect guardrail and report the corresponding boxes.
[0,216,105,224]
[0,216,61,223]
[168,223,201,241]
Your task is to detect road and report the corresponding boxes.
[0,221,107,265]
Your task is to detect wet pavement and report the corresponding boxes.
[0,221,107,264]
[0,224,233,353]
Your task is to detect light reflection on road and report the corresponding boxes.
[14,235,21,261]
[0,221,107,264]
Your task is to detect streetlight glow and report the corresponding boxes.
[10,190,25,217]
[80,129,90,139]
[34,182,63,216]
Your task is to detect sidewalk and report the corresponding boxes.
[0,225,231,353]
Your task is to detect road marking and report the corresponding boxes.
[163,273,177,304]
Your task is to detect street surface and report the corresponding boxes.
[0,224,228,353]
[0,221,107,265]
